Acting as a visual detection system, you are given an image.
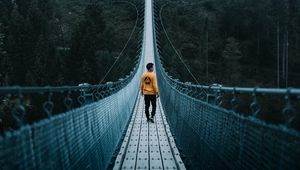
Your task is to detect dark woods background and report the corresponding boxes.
[0,0,142,132]
[156,0,300,130]
[0,0,140,86]
[158,0,300,88]
[0,0,300,132]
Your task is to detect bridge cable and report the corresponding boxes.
[159,4,201,85]
[59,0,140,84]
[99,1,139,84]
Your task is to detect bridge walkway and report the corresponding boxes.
[113,94,186,170]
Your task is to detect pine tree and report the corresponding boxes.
[30,34,56,85]
[222,37,242,84]
[0,23,10,85]
[6,5,28,84]
[66,4,106,84]
[78,59,94,83]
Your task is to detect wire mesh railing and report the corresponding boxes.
[0,0,143,132]
[0,70,143,169]
[153,1,300,169]
[0,1,145,169]
[0,56,144,169]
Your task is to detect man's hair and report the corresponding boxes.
[146,63,154,70]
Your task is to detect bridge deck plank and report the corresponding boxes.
[113,95,186,170]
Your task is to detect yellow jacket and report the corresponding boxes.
[140,71,159,95]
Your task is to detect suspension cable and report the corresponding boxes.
[159,3,201,84]
[99,1,140,84]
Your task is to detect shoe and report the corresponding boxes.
[150,118,154,123]
[147,118,150,122]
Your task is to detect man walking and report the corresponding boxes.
[140,63,159,123]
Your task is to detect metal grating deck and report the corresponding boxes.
[113,94,186,170]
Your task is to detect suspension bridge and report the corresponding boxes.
[1,0,300,169]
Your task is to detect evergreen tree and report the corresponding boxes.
[66,4,106,84]
[158,0,300,87]
[0,23,11,85]
[222,37,242,84]
[14,0,33,17]
[78,59,94,83]
[31,34,56,85]
[0,0,139,86]
[6,5,28,84]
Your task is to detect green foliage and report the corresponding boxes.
[0,23,11,86]
[222,37,242,84]
[65,3,105,84]
[0,0,140,86]
[158,0,300,87]
[0,0,141,132]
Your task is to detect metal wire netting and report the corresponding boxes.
[0,67,142,169]
[157,82,300,169]
[0,47,144,169]
[152,1,300,168]
[0,1,146,169]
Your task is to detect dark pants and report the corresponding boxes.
[144,95,156,119]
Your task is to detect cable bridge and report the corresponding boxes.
[1,0,300,169]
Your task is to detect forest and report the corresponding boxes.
[0,0,142,132]
[154,0,300,129]
[2,0,300,87]
[0,0,141,86]
[157,0,300,88]
[1,0,300,131]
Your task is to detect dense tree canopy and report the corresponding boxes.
[0,0,142,132]
[0,0,141,86]
[158,0,300,88]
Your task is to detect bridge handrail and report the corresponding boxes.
[167,78,300,95]
[0,83,117,94]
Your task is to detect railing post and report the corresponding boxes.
[282,88,297,127]
[12,87,26,128]
[43,88,54,117]
[64,90,73,111]
[250,87,261,117]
